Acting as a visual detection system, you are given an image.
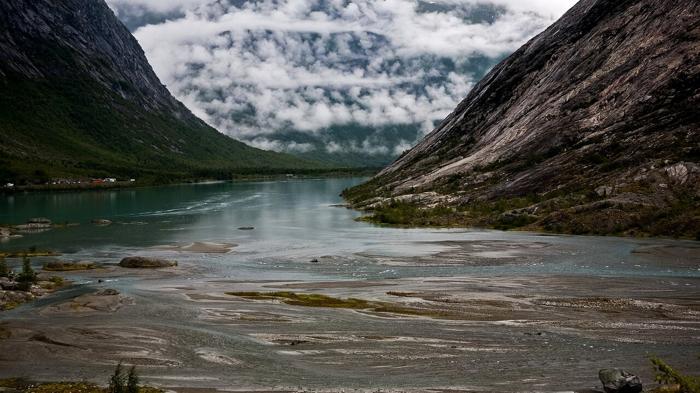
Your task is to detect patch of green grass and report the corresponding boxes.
[0,379,164,393]
[359,200,463,227]
[348,185,699,239]
[0,301,22,311]
[227,291,372,309]
[0,378,30,389]
[38,276,66,290]
[26,382,104,393]
[227,291,463,319]
[43,261,97,271]
[0,250,61,258]
[0,66,327,185]
[651,357,700,393]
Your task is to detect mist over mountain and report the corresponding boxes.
[107,0,576,166]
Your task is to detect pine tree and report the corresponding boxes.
[109,362,126,393]
[16,256,37,291]
[126,365,139,393]
[0,257,8,278]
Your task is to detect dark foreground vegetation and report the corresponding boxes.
[0,364,163,393]
[1,165,378,193]
[344,180,700,239]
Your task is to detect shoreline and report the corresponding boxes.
[0,168,378,195]
[353,213,700,242]
[344,199,700,241]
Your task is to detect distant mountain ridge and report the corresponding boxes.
[108,0,513,168]
[0,0,321,184]
[345,0,700,238]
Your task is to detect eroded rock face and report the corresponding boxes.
[119,256,177,269]
[599,368,642,393]
[347,0,699,237]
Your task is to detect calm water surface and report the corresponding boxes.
[0,177,698,280]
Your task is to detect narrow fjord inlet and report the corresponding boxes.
[0,0,698,393]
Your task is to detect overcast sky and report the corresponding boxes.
[106,0,577,156]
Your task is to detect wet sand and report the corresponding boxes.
[0,237,698,392]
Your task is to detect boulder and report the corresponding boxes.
[0,277,18,291]
[599,369,642,393]
[92,219,112,225]
[0,227,11,238]
[119,256,177,268]
[665,162,690,184]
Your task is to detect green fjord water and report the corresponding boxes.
[1,178,698,280]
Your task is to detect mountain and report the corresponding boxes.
[0,0,322,185]
[107,0,552,168]
[344,0,700,238]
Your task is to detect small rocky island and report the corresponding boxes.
[0,256,65,311]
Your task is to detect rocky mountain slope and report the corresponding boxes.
[344,0,700,238]
[0,0,320,184]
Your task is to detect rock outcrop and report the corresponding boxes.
[345,0,699,238]
[119,256,177,269]
[599,369,642,393]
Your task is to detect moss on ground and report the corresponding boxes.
[43,262,98,271]
[0,379,164,393]
[227,291,372,309]
[227,291,462,319]
[0,250,61,258]
[651,357,700,393]
[351,190,700,239]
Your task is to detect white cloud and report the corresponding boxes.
[247,138,315,153]
[106,0,208,15]
[109,0,577,157]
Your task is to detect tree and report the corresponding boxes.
[0,257,9,278]
[109,362,126,393]
[16,256,37,291]
[126,365,139,393]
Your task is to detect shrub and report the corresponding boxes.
[109,362,126,393]
[0,257,9,278]
[651,357,700,393]
[109,363,141,393]
[127,366,139,393]
[16,257,37,291]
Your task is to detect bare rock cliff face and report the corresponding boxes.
[0,0,179,113]
[346,0,700,237]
